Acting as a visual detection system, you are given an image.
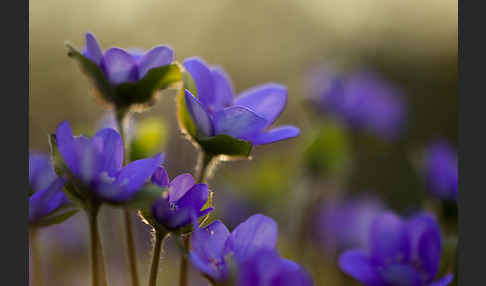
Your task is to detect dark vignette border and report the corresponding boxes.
[458,0,484,285]
[0,0,469,285]
[0,0,28,284]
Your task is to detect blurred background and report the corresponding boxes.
[29,0,457,285]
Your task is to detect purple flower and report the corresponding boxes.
[238,250,313,286]
[55,121,163,203]
[423,141,458,202]
[149,167,213,230]
[183,57,300,145]
[189,214,311,285]
[309,68,406,140]
[29,153,68,223]
[316,196,386,253]
[82,33,174,85]
[339,212,453,286]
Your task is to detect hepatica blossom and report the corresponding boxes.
[55,121,163,204]
[423,141,458,202]
[189,214,311,285]
[149,167,213,230]
[339,212,453,286]
[82,33,174,85]
[309,68,406,140]
[238,250,313,286]
[29,153,68,223]
[68,33,180,109]
[315,195,386,253]
[183,57,300,146]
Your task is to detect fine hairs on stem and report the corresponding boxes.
[148,231,169,286]
[179,236,190,286]
[115,108,141,286]
[88,206,108,286]
[30,228,44,286]
[195,152,217,184]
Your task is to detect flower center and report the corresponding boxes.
[169,202,179,211]
[99,172,116,184]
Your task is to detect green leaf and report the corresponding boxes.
[30,206,79,228]
[48,134,68,177]
[176,71,198,137]
[114,64,182,108]
[114,184,167,210]
[197,134,252,158]
[66,43,114,103]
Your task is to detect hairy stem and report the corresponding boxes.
[178,236,190,286]
[124,210,140,286]
[30,228,43,286]
[195,152,214,184]
[148,231,168,286]
[88,207,108,286]
[116,108,140,286]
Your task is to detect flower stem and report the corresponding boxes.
[115,107,141,286]
[88,207,108,286]
[178,236,190,286]
[195,152,214,184]
[148,231,168,286]
[29,228,43,286]
[124,210,140,286]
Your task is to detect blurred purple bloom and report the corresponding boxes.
[309,68,406,140]
[183,57,300,145]
[315,196,386,253]
[82,33,174,85]
[189,214,311,285]
[238,250,313,286]
[29,153,68,223]
[339,212,453,286]
[423,141,458,202]
[150,167,213,230]
[55,121,163,203]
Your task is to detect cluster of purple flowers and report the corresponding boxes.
[30,32,307,286]
[29,31,457,286]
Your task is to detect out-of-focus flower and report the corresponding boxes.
[54,121,163,204]
[238,249,313,286]
[423,141,458,202]
[182,57,300,146]
[309,68,406,140]
[315,195,386,253]
[82,33,173,85]
[189,214,311,285]
[149,167,213,230]
[67,33,180,109]
[29,153,70,223]
[339,212,453,286]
